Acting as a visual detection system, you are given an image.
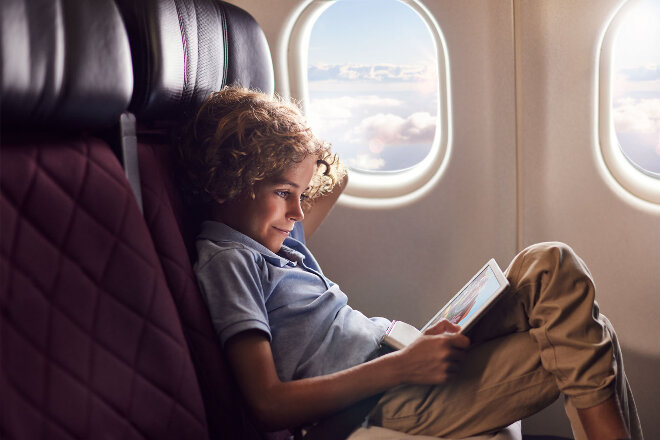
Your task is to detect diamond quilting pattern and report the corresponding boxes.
[137,141,258,439]
[1,136,208,439]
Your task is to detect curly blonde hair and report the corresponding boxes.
[176,86,345,209]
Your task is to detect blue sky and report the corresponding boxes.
[307,0,435,66]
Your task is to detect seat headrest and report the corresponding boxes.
[222,2,274,94]
[116,0,274,121]
[1,0,133,131]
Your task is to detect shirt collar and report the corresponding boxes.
[197,220,296,267]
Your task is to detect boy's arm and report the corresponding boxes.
[302,174,348,240]
[225,321,469,431]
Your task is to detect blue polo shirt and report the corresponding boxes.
[195,221,391,381]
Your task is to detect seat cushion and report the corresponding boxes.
[0,136,208,439]
[349,421,522,440]
[137,139,263,439]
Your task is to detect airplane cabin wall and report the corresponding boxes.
[229,0,659,437]
[516,0,660,437]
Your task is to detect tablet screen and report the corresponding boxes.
[422,264,506,332]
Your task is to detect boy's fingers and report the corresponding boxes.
[425,319,462,335]
[446,333,471,349]
[445,321,462,333]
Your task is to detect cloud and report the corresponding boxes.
[345,153,386,171]
[310,95,401,116]
[307,95,402,133]
[309,63,433,83]
[613,98,660,155]
[619,65,660,82]
[613,98,660,133]
[347,112,437,153]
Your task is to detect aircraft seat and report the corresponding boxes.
[116,1,521,439]
[114,1,273,438]
[0,0,208,438]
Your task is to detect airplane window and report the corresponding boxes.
[305,0,439,173]
[611,0,660,178]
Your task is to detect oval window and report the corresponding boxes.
[611,0,660,177]
[599,0,660,205]
[305,0,442,174]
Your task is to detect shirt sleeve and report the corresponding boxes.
[195,245,271,346]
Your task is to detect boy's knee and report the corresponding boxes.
[517,242,582,272]
[523,241,575,259]
[508,242,591,293]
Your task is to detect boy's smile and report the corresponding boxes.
[213,156,317,253]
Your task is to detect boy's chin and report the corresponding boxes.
[266,240,284,253]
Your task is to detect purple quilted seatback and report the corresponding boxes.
[116,0,278,437]
[136,135,263,439]
[0,136,208,439]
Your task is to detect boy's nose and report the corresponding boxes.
[288,199,304,221]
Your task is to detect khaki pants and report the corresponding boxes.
[370,242,643,439]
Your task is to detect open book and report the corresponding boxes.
[382,259,509,350]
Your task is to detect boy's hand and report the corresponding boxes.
[393,319,470,385]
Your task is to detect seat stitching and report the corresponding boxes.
[2,230,205,434]
[1,160,183,341]
[1,147,157,283]
[1,148,185,339]
[1,143,206,430]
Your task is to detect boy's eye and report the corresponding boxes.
[275,190,308,202]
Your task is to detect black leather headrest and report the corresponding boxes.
[222,2,274,93]
[1,0,133,131]
[116,0,273,121]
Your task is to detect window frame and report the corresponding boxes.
[598,0,660,205]
[287,0,452,205]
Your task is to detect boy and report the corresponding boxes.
[180,87,642,439]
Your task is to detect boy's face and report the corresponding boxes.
[216,155,316,253]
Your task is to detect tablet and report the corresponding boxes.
[420,258,509,334]
[382,259,510,350]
